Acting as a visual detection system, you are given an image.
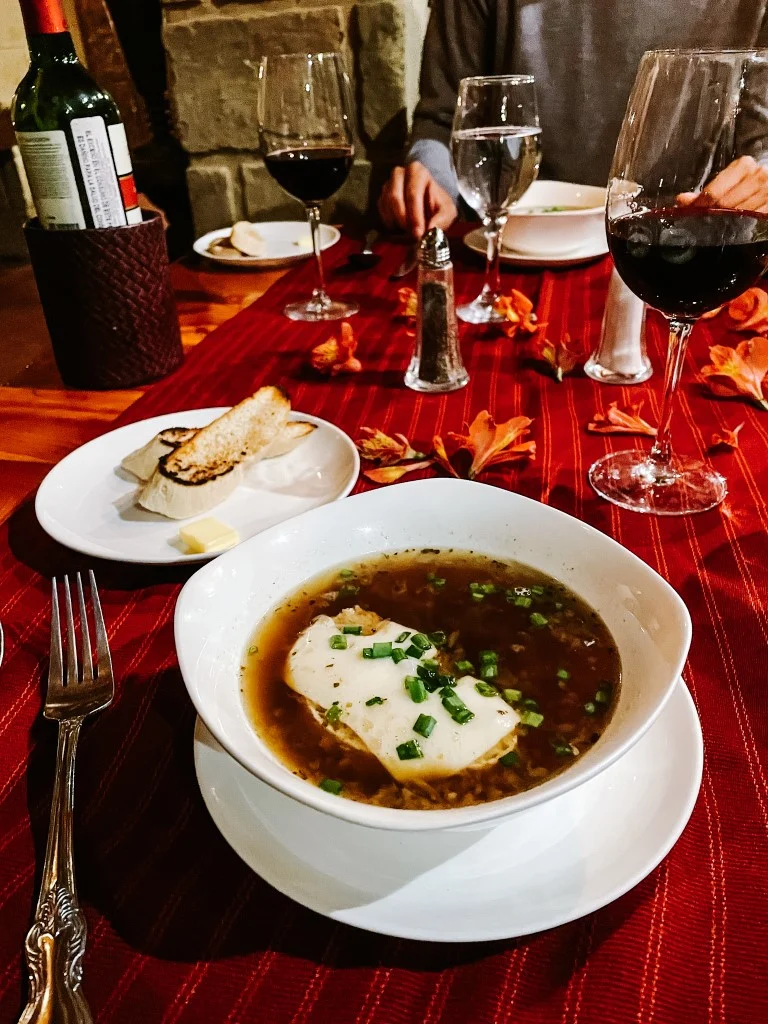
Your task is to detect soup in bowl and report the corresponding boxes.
[175,478,691,832]
[502,180,607,257]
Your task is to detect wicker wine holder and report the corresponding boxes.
[24,212,184,389]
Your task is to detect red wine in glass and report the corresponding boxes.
[263,146,353,205]
[608,207,768,318]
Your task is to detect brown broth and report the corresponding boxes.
[242,550,621,809]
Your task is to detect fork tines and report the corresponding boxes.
[48,572,114,715]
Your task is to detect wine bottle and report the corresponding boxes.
[12,0,142,230]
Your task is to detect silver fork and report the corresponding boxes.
[19,572,114,1024]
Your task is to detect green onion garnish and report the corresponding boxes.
[479,663,498,681]
[396,739,424,760]
[410,633,431,651]
[365,696,385,706]
[530,612,549,627]
[502,688,522,704]
[427,631,447,647]
[319,778,343,794]
[342,624,363,635]
[499,750,520,768]
[325,703,342,723]
[426,573,447,588]
[584,701,597,715]
[520,709,544,728]
[556,668,570,680]
[362,647,375,659]
[371,641,392,658]
[479,650,498,665]
[480,583,496,595]
[453,708,475,725]
[455,660,474,675]
[329,634,348,650]
[395,631,411,643]
[595,684,612,704]
[391,648,407,665]
[475,681,498,697]
[413,714,437,738]
[338,569,355,578]
[442,693,464,714]
[421,657,440,670]
[552,739,576,756]
[339,583,360,598]
[531,585,545,596]
[521,697,539,710]
[405,676,428,703]
[515,596,533,608]
[404,645,423,659]
[471,593,485,603]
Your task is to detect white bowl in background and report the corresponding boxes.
[502,180,607,257]
[175,478,691,833]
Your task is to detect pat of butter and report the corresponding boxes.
[179,517,239,554]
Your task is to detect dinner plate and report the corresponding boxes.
[194,221,341,269]
[35,408,359,565]
[463,227,609,267]
[193,678,703,942]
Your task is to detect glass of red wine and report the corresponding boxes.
[258,52,358,322]
[590,49,768,515]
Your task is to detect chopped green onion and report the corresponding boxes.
[362,647,375,659]
[552,739,576,756]
[325,703,342,723]
[342,624,362,635]
[453,708,475,725]
[471,592,485,603]
[530,612,549,627]
[421,658,440,670]
[391,647,407,665]
[480,583,496,595]
[426,574,447,589]
[531,585,545,596]
[479,663,499,681]
[319,778,343,794]
[521,697,539,710]
[439,684,456,698]
[395,631,411,644]
[502,688,522,705]
[410,633,431,651]
[455,660,474,674]
[595,684,612,704]
[365,696,385,706]
[556,668,570,680]
[405,676,428,703]
[339,583,360,598]
[371,641,392,658]
[404,644,423,659]
[442,693,464,715]
[417,663,437,681]
[499,750,520,768]
[427,630,447,647]
[515,596,533,608]
[469,582,483,591]
[396,739,424,760]
[338,569,356,578]
[329,634,348,650]
[479,650,498,665]
[519,709,544,728]
[584,701,597,715]
[438,673,455,687]
[413,714,437,738]
[475,681,498,697]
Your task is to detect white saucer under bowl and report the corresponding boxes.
[194,678,702,942]
[194,221,340,269]
[35,408,359,565]
[463,227,609,268]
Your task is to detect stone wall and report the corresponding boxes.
[161,0,429,235]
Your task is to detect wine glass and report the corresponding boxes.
[590,49,768,515]
[450,76,541,324]
[258,52,358,322]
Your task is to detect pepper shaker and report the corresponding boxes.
[584,267,653,384]
[405,228,469,393]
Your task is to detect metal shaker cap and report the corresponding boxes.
[418,227,451,268]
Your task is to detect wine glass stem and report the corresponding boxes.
[649,319,694,473]
[482,216,505,303]
[307,203,329,303]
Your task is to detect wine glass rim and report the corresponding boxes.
[261,51,344,62]
[459,74,536,85]
[644,46,768,57]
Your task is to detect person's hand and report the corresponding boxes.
[677,155,768,213]
[378,162,458,239]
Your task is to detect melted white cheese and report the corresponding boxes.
[285,615,518,781]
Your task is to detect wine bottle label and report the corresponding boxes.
[15,129,86,229]
[70,116,128,228]
[107,123,142,225]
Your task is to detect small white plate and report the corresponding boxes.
[194,679,702,942]
[35,408,359,565]
[194,221,341,269]
[464,227,609,268]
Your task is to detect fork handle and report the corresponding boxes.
[19,719,93,1024]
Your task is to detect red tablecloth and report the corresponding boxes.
[2,234,767,1024]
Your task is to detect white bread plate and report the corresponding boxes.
[502,180,607,257]
[175,477,693,833]
[194,221,341,269]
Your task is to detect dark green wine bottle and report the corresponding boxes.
[12,0,142,229]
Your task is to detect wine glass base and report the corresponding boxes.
[284,298,359,322]
[588,450,727,516]
[457,296,504,325]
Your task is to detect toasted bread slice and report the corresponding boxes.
[160,386,291,485]
[258,420,316,461]
[138,463,244,519]
[121,427,197,481]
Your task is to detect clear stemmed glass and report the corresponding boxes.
[258,52,358,322]
[451,76,541,324]
[590,49,768,515]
